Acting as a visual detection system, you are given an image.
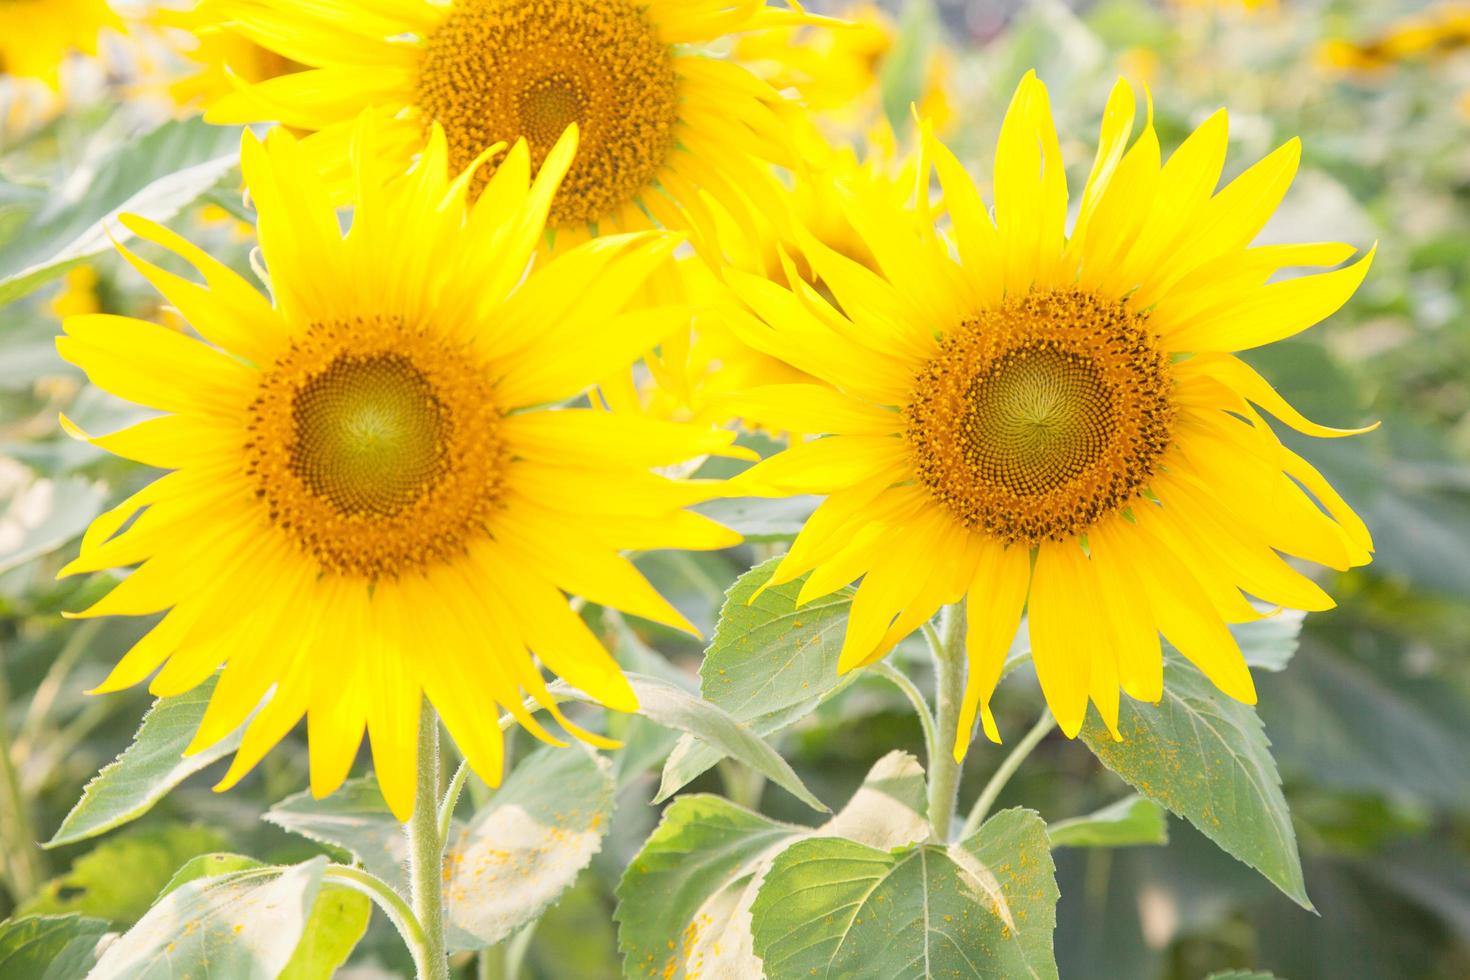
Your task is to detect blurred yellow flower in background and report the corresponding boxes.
[146,2,303,110]
[48,266,102,321]
[1319,3,1470,74]
[737,1,954,135]
[0,0,121,86]
[56,114,742,820]
[195,0,824,252]
[725,73,1376,751]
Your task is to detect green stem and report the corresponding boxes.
[869,661,938,767]
[19,619,101,751]
[0,644,45,901]
[325,864,428,957]
[924,603,967,844]
[438,760,469,844]
[407,701,450,980]
[959,710,1056,840]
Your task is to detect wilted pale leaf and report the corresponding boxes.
[443,744,615,952]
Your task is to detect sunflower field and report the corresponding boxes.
[1,1,1468,978]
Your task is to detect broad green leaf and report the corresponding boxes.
[630,675,827,812]
[0,478,106,576]
[86,857,326,980]
[159,853,266,897]
[1080,654,1310,909]
[265,776,407,891]
[1234,610,1305,672]
[616,796,804,979]
[0,118,242,307]
[1206,972,1279,979]
[279,879,371,980]
[1048,795,1169,849]
[660,558,854,800]
[617,752,927,979]
[22,824,228,925]
[48,674,246,848]
[443,744,615,953]
[551,671,827,812]
[690,496,818,543]
[750,808,1060,980]
[0,914,110,980]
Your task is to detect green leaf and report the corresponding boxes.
[616,796,804,979]
[549,669,828,813]
[265,776,407,891]
[1205,973,1279,980]
[0,914,110,980]
[20,824,228,925]
[87,857,327,979]
[278,879,371,980]
[617,752,927,979]
[442,744,615,953]
[48,674,246,848]
[158,853,267,897]
[1080,654,1311,909]
[0,118,242,307]
[690,496,818,543]
[1047,795,1169,849]
[1234,610,1305,672]
[750,808,1060,980]
[623,674,827,812]
[0,478,106,576]
[660,557,854,800]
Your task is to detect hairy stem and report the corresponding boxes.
[925,603,967,844]
[407,701,450,980]
[960,710,1057,840]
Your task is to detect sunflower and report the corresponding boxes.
[0,0,121,85]
[196,0,820,249]
[725,73,1376,752]
[57,114,743,820]
[601,124,918,431]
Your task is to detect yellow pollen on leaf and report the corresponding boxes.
[906,288,1175,545]
[245,314,509,580]
[414,0,680,226]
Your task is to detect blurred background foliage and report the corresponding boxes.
[2,1,1469,978]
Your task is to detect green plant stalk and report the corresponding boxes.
[0,648,45,901]
[960,710,1057,840]
[925,603,967,844]
[407,701,451,980]
[870,661,938,766]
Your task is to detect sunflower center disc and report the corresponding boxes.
[415,0,680,227]
[291,354,449,518]
[906,288,1175,545]
[247,316,508,580]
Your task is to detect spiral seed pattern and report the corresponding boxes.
[906,288,1174,545]
[246,315,508,579]
[415,0,680,226]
